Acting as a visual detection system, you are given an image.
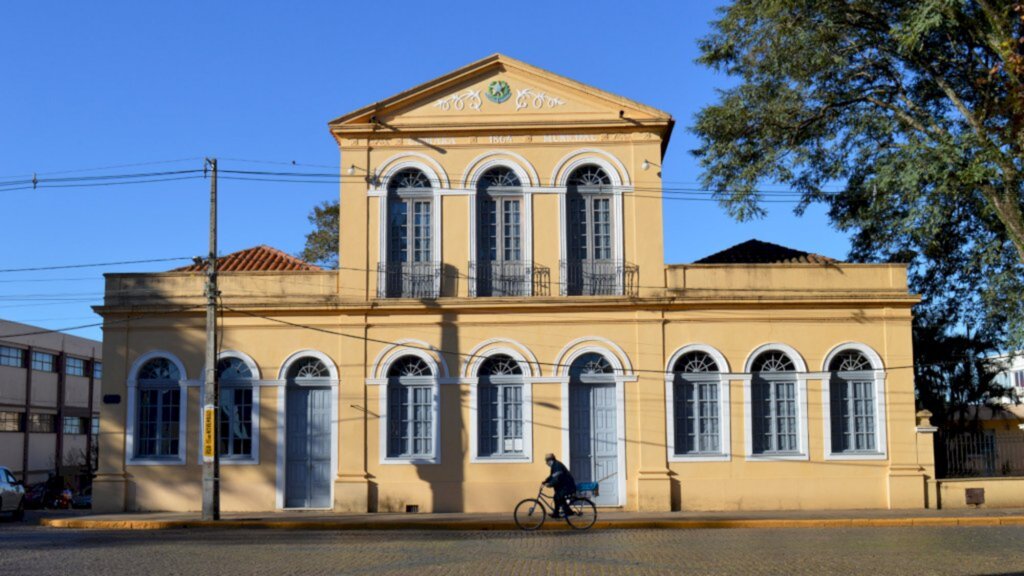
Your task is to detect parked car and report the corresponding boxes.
[0,467,26,521]
[71,486,91,509]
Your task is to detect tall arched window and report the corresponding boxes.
[672,351,723,456]
[384,168,435,298]
[216,356,256,460]
[828,350,880,454]
[564,165,616,295]
[135,357,183,460]
[476,167,526,297]
[476,354,524,458]
[386,355,436,459]
[750,350,799,455]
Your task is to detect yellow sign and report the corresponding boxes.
[203,405,215,461]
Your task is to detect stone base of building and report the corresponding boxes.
[92,473,127,513]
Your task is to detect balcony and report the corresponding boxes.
[469,261,551,297]
[377,261,441,299]
[559,260,638,297]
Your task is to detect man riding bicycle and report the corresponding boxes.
[542,453,576,518]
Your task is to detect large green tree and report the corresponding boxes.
[693,0,1024,347]
[300,200,339,269]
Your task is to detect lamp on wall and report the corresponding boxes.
[641,160,661,171]
[347,164,356,176]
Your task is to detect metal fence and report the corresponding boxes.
[377,261,441,299]
[937,431,1024,478]
[559,260,639,297]
[469,260,550,297]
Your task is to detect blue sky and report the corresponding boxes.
[0,1,850,341]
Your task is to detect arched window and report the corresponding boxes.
[386,355,436,459]
[569,352,614,380]
[828,350,879,454]
[216,356,256,459]
[750,350,799,455]
[287,357,331,380]
[672,351,722,456]
[476,167,526,297]
[384,168,435,298]
[476,354,525,458]
[565,165,615,295]
[135,357,183,460]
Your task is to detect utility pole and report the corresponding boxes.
[202,157,220,521]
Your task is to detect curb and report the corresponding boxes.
[40,516,1024,531]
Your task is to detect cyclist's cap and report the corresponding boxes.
[544,453,555,460]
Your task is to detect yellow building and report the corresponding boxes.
[93,54,935,514]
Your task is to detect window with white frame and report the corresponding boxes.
[750,350,800,455]
[384,168,435,298]
[672,351,723,456]
[477,354,525,458]
[566,165,613,263]
[564,165,620,296]
[135,357,182,459]
[216,356,255,459]
[476,167,527,297]
[386,355,435,459]
[828,351,879,454]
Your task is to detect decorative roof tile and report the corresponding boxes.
[694,239,838,265]
[173,245,322,272]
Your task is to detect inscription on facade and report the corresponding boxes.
[542,134,599,143]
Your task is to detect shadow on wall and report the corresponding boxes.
[413,306,464,512]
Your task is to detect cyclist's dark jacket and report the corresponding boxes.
[544,459,576,494]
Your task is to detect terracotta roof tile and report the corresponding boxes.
[694,239,839,265]
[173,245,322,272]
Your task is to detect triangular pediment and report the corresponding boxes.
[329,54,671,132]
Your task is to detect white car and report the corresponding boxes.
[0,466,25,521]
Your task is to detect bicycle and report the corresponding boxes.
[513,483,598,531]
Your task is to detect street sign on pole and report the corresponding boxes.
[203,404,216,462]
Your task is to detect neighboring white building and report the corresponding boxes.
[992,353,1024,402]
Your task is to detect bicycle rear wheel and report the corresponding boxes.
[514,498,547,531]
[566,497,597,530]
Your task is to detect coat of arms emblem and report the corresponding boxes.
[486,80,511,104]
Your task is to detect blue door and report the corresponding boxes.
[569,382,619,506]
[285,386,332,508]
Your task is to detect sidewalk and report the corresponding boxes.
[40,506,1024,531]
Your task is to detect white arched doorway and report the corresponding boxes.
[276,350,338,509]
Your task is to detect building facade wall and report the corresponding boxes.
[93,56,926,513]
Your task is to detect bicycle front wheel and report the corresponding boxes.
[566,497,597,530]
[514,498,547,531]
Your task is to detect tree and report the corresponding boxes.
[914,319,1009,430]
[300,200,339,269]
[692,0,1024,347]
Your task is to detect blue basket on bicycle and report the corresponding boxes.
[575,482,599,497]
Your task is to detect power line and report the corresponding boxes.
[221,304,963,376]
[0,305,205,339]
[0,257,192,274]
[0,157,205,180]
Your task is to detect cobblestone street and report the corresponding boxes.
[3,522,1024,575]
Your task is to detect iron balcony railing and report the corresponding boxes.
[377,261,441,299]
[469,260,551,297]
[559,259,639,297]
[938,431,1024,478]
